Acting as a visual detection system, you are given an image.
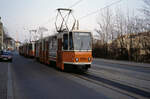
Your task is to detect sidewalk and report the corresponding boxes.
[0,62,8,99]
[94,58,150,68]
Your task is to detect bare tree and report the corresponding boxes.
[94,3,150,62]
[95,8,115,58]
[141,0,150,31]
[142,0,150,17]
[95,8,115,43]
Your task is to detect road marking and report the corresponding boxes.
[7,63,14,99]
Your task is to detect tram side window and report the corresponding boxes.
[32,43,34,51]
[69,32,73,50]
[52,37,57,50]
[63,34,68,50]
[49,39,52,50]
[29,44,32,50]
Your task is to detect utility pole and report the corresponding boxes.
[0,17,4,50]
[16,31,18,42]
[29,30,31,42]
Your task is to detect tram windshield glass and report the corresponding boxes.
[73,32,92,50]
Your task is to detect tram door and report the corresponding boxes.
[57,38,63,70]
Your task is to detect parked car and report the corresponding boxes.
[0,51,13,62]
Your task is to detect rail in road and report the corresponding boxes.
[70,70,150,99]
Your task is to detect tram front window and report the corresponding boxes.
[73,32,92,50]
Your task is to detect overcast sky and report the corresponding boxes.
[0,0,144,42]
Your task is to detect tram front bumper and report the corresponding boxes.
[64,62,91,69]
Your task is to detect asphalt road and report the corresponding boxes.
[11,53,109,99]
[0,62,8,99]
[92,59,150,90]
[8,52,150,99]
[93,59,150,73]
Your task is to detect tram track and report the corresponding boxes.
[92,64,150,81]
[89,69,150,92]
[70,70,150,99]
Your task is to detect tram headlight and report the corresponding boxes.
[75,58,79,62]
[88,57,91,61]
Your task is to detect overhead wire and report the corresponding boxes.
[25,0,123,33]
[34,0,84,38]
[39,0,83,28]
[23,0,84,42]
[79,0,123,20]
[24,0,123,42]
[69,0,83,8]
